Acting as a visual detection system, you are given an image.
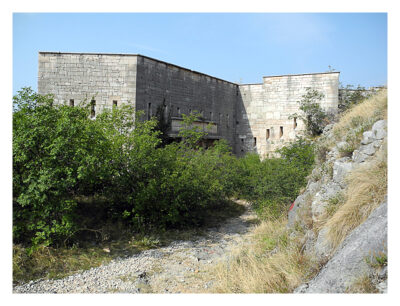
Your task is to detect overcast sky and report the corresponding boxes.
[13,13,387,94]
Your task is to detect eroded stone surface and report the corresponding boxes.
[297,199,387,293]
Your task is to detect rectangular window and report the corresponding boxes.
[177,107,180,115]
[293,117,297,129]
[90,100,96,119]
[266,128,270,140]
[69,99,74,107]
[280,126,284,138]
[113,100,117,107]
[254,137,257,147]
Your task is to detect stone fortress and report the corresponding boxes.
[38,52,340,157]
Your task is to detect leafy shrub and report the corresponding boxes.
[13,89,242,249]
[13,88,113,249]
[291,88,331,136]
[237,138,315,219]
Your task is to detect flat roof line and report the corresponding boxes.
[263,71,340,78]
[38,52,340,84]
[38,51,238,86]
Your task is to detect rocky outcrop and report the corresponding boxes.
[288,119,387,293]
[295,198,387,293]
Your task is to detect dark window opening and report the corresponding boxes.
[177,107,180,115]
[254,137,257,147]
[294,117,297,129]
[90,100,96,119]
[236,121,239,125]
[280,126,284,138]
[266,129,270,140]
[147,102,152,120]
[113,100,117,107]
[69,99,74,107]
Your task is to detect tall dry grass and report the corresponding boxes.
[325,143,387,249]
[333,89,387,136]
[212,216,318,293]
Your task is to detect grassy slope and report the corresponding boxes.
[212,89,387,293]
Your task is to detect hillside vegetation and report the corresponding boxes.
[13,88,314,284]
[212,89,387,293]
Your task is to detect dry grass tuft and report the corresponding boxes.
[346,274,379,293]
[316,89,387,155]
[325,144,387,249]
[333,89,387,136]
[212,216,318,293]
[13,244,113,285]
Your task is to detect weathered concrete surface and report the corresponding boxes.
[38,52,340,156]
[296,198,387,293]
[236,72,339,157]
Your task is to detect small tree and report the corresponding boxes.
[178,111,208,148]
[291,88,329,136]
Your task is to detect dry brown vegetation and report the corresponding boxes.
[211,89,387,293]
[346,274,379,293]
[211,216,319,293]
[325,144,387,249]
[332,89,387,143]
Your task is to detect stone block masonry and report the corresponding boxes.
[236,72,339,157]
[38,52,138,114]
[38,52,340,156]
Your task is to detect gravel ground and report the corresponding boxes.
[14,200,257,294]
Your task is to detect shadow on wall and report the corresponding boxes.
[235,89,255,157]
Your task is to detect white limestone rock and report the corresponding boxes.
[361,130,374,145]
[333,157,354,187]
[372,120,387,140]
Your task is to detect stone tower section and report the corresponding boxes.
[236,72,339,157]
[38,52,138,114]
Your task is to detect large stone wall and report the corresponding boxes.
[37,52,339,157]
[38,52,138,114]
[135,55,238,149]
[236,72,339,157]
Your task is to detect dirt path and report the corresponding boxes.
[14,200,257,293]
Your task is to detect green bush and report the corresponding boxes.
[13,89,241,249]
[291,88,330,136]
[236,138,315,219]
[13,88,113,249]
